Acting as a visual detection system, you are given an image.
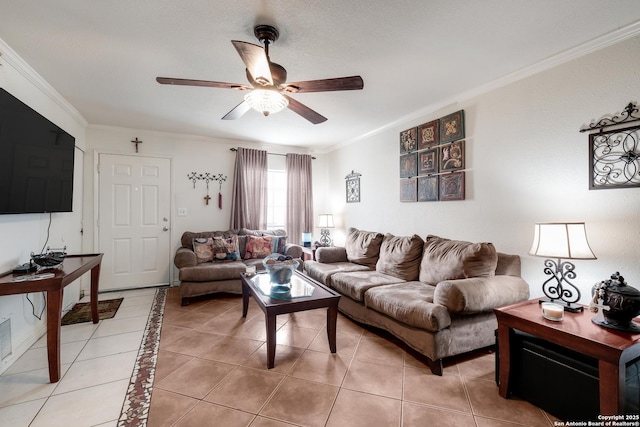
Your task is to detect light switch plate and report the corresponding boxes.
[177,208,187,216]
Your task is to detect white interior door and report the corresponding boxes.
[98,154,171,291]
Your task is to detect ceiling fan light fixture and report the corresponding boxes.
[244,89,288,116]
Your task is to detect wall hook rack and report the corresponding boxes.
[187,172,228,208]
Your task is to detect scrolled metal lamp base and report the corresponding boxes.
[538,258,584,312]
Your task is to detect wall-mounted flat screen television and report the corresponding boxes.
[0,88,76,214]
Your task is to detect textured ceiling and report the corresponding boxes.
[1,1,639,151]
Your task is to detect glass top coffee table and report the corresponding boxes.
[241,270,341,369]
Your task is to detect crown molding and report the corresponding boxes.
[0,38,87,127]
[328,20,640,153]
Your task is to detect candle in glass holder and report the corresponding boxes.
[541,302,564,321]
[245,265,256,276]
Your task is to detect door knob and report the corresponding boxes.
[163,217,168,222]
[163,227,169,232]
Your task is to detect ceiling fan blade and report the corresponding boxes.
[222,100,252,120]
[282,76,363,93]
[231,40,273,86]
[284,95,327,124]
[156,77,250,90]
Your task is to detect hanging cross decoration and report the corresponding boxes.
[131,137,143,153]
[187,172,227,207]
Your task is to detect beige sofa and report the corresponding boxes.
[174,229,303,305]
[303,227,530,375]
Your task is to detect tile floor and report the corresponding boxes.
[150,288,559,427]
[0,286,559,427]
[0,287,158,427]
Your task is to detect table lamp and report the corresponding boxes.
[529,222,596,312]
[317,214,334,246]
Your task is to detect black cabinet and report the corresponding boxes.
[496,329,640,419]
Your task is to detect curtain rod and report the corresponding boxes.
[230,147,315,159]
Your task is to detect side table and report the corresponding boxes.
[0,254,103,382]
[301,247,316,261]
[495,299,640,415]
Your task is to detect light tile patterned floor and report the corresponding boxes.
[0,287,157,427]
[0,286,559,426]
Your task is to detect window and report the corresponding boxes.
[266,169,286,230]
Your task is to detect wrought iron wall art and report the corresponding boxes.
[580,102,640,190]
[345,170,361,203]
[187,172,228,208]
[398,109,466,202]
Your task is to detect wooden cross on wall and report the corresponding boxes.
[204,194,212,205]
[131,137,143,153]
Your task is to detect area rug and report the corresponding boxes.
[118,287,167,427]
[61,298,124,325]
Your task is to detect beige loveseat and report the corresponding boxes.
[303,227,530,375]
[174,229,303,305]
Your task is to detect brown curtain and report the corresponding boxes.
[286,153,313,245]
[230,147,267,230]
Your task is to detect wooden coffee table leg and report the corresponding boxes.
[327,304,338,353]
[266,313,277,369]
[241,282,249,318]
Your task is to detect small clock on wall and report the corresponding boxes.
[345,170,362,203]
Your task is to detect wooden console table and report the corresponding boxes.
[0,254,103,382]
[495,299,640,415]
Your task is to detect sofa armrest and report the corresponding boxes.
[174,247,197,269]
[434,275,530,314]
[315,246,348,263]
[284,243,303,260]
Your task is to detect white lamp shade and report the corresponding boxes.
[529,222,596,260]
[318,214,334,228]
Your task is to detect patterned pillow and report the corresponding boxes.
[272,236,287,255]
[243,235,274,259]
[212,235,240,261]
[192,238,214,264]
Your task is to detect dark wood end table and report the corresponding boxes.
[495,299,640,415]
[241,270,340,369]
[0,254,103,382]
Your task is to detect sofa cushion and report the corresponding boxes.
[434,275,530,314]
[183,231,231,248]
[376,234,424,281]
[179,260,246,282]
[364,282,451,332]
[212,235,240,261]
[303,260,371,287]
[241,235,287,260]
[331,271,404,302]
[193,238,214,263]
[419,235,498,285]
[345,227,384,268]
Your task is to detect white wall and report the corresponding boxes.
[0,40,87,374]
[325,34,640,305]
[83,126,319,285]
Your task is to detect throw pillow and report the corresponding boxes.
[192,237,214,264]
[345,227,384,268]
[376,234,424,281]
[211,235,240,261]
[272,236,287,255]
[243,235,274,259]
[419,235,498,285]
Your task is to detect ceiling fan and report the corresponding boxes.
[156,25,364,124]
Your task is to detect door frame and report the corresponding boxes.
[93,150,174,289]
